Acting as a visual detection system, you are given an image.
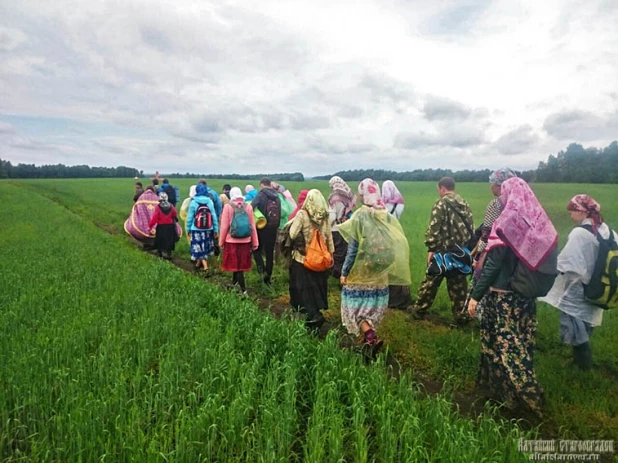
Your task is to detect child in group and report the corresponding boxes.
[148,192,179,259]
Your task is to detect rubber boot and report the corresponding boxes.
[573,342,592,371]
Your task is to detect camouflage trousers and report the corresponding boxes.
[414,273,468,320]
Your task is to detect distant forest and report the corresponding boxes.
[1,141,617,182]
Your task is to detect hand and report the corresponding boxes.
[427,251,435,265]
[150,228,156,234]
[467,298,478,317]
[214,233,218,239]
[340,276,347,285]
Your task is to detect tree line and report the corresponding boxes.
[166,172,305,182]
[314,141,618,183]
[2,141,616,182]
[0,160,141,179]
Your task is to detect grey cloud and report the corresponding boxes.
[307,138,377,155]
[543,109,618,141]
[394,128,484,149]
[424,96,472,121]
[494,125,540,155]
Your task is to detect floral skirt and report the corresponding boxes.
[478,291,544,415]
[190,230,215,261]
[341,284,388,336]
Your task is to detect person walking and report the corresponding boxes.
[186,184,219,272]
[288,189,334,331]
[338,179,411,357]
[467,177,558,417]
[218,187,259,294]
[411,177,474,325]
[251,177,281,284]
[328,176,356,279]
[133,181,144,202]
[541,194,614,370]
[469,167,517,320]
[148,192,179,259]
[382,180,405,219]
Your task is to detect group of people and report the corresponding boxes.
[124,169,614,417]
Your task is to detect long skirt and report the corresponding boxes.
[341,284,389,336]
[388,285,412,309]
[222,242,253,272]
[190,230,215,261]
[289,260,329,320]
[154,224,177,254]
[331,231,348,278]
[478,291,543,415]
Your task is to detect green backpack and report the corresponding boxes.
[581,224,618,310]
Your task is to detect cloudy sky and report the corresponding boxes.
[1,0,617,177]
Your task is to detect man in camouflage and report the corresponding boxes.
[412,177,474,325]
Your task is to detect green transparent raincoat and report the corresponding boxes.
[338,206,411,286]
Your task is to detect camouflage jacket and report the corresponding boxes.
[424,193,474,253]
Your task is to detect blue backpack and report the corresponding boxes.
[231,204,251,238]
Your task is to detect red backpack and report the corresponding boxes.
[194,204,213,230]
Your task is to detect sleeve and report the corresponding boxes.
[289,210,305,240]
[341,239,359,277]
[214,193,222,217]
[251,192,264,215]
[185,201,195,233]
[209,199,219,233]
[218,205,231,246]
[424,200,444,252]
[171,205,178,222]
[557,228,597,281]
[471,246,509,300]
[148,208,159,229]
[246,204,259,250]
[323,221,334,253]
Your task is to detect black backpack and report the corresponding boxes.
[163,184,176,205]
[581,224,618,309]
[510,246,559,298]
[265,197,280,227]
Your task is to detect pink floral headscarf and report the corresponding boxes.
[381,180,404,205]
[328,175,356,215]
[567,194,603,233]
[486,177,558,271]
[358,178,386,209]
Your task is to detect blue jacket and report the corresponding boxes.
[186,195,219,233]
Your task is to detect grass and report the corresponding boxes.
[0,180,533,461]
[4,177,618,450]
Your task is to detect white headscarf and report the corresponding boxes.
[230,187,243,202]
[188,185,197,198]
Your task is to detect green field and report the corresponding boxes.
[2,178,617,461]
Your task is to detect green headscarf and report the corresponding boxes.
[302,189,329,224]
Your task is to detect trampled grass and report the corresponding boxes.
[4,177,618,452]
[1,180,533,461]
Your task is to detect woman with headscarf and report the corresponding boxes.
[180,185,197,243]
[381,180,405,219]
[380,180,412,309]
[288,189,335,331]
[289,190,308,221]
[540,195,614,370]
[338,179,411,357]
[186,184,219,272]
[244,185,258,203]
[467,177,558,417]
[218,187,259,294]
[148,192,179,259]
[328,176,357,278]
[468,167,518,320]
